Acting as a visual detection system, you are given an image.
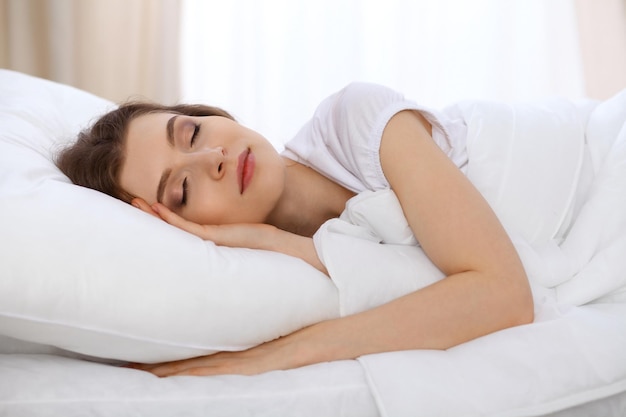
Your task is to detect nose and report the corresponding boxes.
[188,146,225,180]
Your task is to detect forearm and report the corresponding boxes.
[267,228,328,275]
[141,267,533,377]
[283,269,533,367]
[210,224,328,275]
[144,201,328,275]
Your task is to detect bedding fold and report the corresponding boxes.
[314,90,626,316]
[313,90,626,417]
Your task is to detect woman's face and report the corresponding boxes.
[119,112,286,225]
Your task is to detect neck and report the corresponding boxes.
[266,158,355,237]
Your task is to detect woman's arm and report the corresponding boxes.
[374,110,534,347]
[135,110,534,377]
[132,198,328,274]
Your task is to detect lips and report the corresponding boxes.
[237,148,255,194]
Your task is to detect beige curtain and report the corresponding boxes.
[0,0,180,104]
[1,0,624,104]
[576,0,626,99]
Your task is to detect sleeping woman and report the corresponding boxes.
[56,82,534,376]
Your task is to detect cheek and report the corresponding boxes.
[186,196,232,225]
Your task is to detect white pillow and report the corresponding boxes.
[0,70,339,363]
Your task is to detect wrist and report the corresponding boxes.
[269,228,328,275]
[292,319,358,366]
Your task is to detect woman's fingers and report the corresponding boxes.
[130,347,277,377]
[128,356,211,376]
[132,199,215,241]
[136,356,225,377]
[145,204,283,253]
[147,361,196,377]
[151,203,214,240]
[132,198,210,241]
[131,198,160,218]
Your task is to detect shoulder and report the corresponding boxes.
[283,83,409,192]
[313,82,408,142]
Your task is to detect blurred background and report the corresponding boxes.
[1,0,625,147]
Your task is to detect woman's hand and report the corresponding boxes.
[131,337,300,377]
[132,197,276,248]
[130,348,276,377]
[130,315,356,377]
[131,198,328,274]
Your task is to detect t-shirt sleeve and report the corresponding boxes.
[282,82,446,192]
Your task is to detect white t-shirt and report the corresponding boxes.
[282,82,468,192]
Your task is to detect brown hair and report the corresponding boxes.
[56,102,234,203]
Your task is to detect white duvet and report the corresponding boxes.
[313,90,626,416]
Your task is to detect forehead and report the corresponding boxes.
[127,111,173,137]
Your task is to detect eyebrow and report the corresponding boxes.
[166,114,178,146]
[156,115,178,203]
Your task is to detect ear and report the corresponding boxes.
[131,198,161,219]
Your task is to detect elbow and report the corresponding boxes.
[513,290,534,327]
[504,270,535,328]
[480,263,534,331]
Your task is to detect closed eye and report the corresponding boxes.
[181,178,189,206]
[190,123,200,147]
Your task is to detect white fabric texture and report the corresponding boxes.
[282,82,468,193]
[312,90,626,316]
[0,355,377,417]
[0,69,339,363]
[311,88,626,416]
[361,303,626,417]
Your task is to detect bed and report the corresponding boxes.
[1,69,625,416]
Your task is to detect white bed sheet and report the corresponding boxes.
[0,355,377,417]
[1,301,626,417]
[361,303,626,417]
